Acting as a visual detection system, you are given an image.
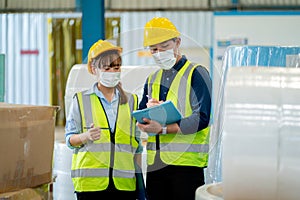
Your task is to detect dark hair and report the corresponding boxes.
[116,82,128,104]
[91,50,122,69]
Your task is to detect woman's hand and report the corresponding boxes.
[82,126,101,141]
[71,124,101,147]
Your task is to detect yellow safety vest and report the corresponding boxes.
[147,60,210,167]
[71,91,138,192]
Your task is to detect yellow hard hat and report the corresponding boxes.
[87,40,122,74]
[143,17,180,47]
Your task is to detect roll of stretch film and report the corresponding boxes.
[222,67,300,200]
[53,141,76,200]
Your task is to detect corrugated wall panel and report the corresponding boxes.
[211,0,233,8]
[119,11,213,66]
[120,12,156,66]
[0,0,4,8]
[0,14,7,53]
[48,14,82,126]
[7,0,75,9]
[108,0,209,10]
[1,11,212,106]
[3,0,300,11]
[0,14,7,103]
[1,13,49,105]
[240,0,300,6]
[0,54,4,102]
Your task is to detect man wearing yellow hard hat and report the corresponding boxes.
[137,17,212,200]
[65,40,145,199]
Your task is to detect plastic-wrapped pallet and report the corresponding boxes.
[207,46,300,184]
[222,67,300,200]
[198,46,300,200]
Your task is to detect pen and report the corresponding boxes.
[84,126,110,130]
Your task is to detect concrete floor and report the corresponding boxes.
[55,126,65,142]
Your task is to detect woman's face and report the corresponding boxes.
[98,53,121,72]
[92,51,122,88]
[91,51,122,74]
[98,54,122,72]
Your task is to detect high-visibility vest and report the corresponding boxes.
[71,91,138,192]
[147,60,210,167]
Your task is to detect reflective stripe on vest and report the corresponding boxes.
[147,61,210,167]
[72,168,135,178]
[71,91,138,192]
[147,142,209,153]
[73,143,135,153]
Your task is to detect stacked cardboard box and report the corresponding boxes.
[0,103,58,198]
[0,188,42,200]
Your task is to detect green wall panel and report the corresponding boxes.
[0,54,4,102]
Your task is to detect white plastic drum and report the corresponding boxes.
[195,183,223,200]
[53,141,76,200]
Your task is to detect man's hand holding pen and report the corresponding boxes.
[146,97,164,108]
[137,97,165,134]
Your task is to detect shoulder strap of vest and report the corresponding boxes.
[125,92,138,113]
[191,63,210,75]
[76,90,94,131]
[147,69,162,100]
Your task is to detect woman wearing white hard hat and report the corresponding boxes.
[65,40,145,199]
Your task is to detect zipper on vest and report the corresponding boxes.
[97,96,116,177]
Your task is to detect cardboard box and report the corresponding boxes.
[0,103,59,193]
[0,188,42,200]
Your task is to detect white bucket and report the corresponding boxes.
[53,141,76,200]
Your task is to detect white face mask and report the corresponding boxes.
[97,71,121,88]
[152,48,177,70]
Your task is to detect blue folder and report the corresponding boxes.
[132,100,182,125]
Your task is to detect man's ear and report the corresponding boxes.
[176,37,181,47]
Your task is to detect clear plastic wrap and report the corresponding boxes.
[53,141,76,200]
[206,46,300,185]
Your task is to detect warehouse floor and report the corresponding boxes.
[55,126,65,142]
